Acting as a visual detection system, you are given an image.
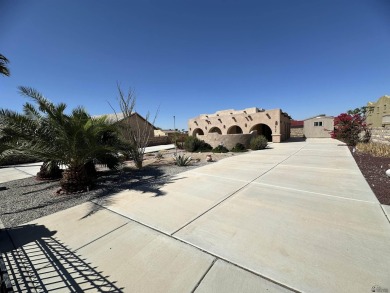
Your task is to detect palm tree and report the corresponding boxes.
[0,87,121,193]
[0,54,10,76]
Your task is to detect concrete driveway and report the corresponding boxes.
[1,139,389,292]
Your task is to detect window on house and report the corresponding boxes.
[384,104,387,112]
[314,121,323,126]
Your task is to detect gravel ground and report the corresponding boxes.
[0,147,242,228]
[0,162,208,228]
[350,147,390,205]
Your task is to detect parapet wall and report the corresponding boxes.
[370,127,390,145]
[197,132,257,149]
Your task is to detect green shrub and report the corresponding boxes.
[250,135,268,150]
[212,145,229,153]
[173,154,192,166]
[184,136,212,152]
[231,143,247,152]
[0,154,39,166]
[199,141,212,152]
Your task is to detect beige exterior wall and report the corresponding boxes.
[188,107,291,143]
[366,95,390,128]
[304,116,334,138]
[154,129,167,137]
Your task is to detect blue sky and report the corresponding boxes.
[1,0,389,130]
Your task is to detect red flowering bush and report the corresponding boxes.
[331,113,369,146]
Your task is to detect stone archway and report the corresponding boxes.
[209,127,222,134]
[193,128,204,136]
[227,125,243,134]
[250,124,272,141]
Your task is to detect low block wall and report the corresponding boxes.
[290,127,304,138]
[370,127,390,145]
[196,132,257,149]
[147,136,171,146]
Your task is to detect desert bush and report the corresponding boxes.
[231,143,247,152]
[356,142,390,158]
[173,154,192,166]
[184,136,212,152]
[36,161,62,180]
[212,145,229,153]
[155,151,163,160]
[175,141,185,150]
[250,135,268,150]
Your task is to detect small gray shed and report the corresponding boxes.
[303,114,334,138]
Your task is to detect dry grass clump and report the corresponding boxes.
[356,142,390,158]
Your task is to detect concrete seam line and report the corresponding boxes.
[252,182,378,205]
[72,202,132,252]
[91,202,300,293]
[190,258,217,293]
[276,164,362,172]
[380,205,390,224]
[74,222,130,252]
[13,167,35,176]
[171,145,307,236]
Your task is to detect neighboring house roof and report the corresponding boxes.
[291,120,304,127]
[303,114,334,121]
[93,112,157,129]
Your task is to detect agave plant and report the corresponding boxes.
[0,87,121,193]
[173,153,192,166]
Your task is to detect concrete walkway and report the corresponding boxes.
[0,162,42,184]
[1,139,390,292]
[144,143,175,153]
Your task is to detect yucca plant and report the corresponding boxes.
[0,87,121,192]
[173,154,192,166]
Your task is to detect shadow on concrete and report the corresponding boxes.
[0,224,123,292]
[283,137,307,143]
[83,165,185,218]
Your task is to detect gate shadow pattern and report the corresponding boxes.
[0,225,123,292]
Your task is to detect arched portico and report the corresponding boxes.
[250,124,272,141]
[209,127,222,134]
[227,125,243,134]
[193,128,204,136]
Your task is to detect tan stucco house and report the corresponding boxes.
[188,107,291,148]
[366,95,390,128]
[303,115,334,138]
[95,112,156,141]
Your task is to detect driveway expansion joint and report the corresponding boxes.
[171,144,307,236]
[90,200,300,293]
[252,182,378,205]
[191,257,217,293]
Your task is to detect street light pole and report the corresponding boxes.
[174,115,177,154]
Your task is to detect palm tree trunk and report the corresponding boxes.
[60,165,93,193]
